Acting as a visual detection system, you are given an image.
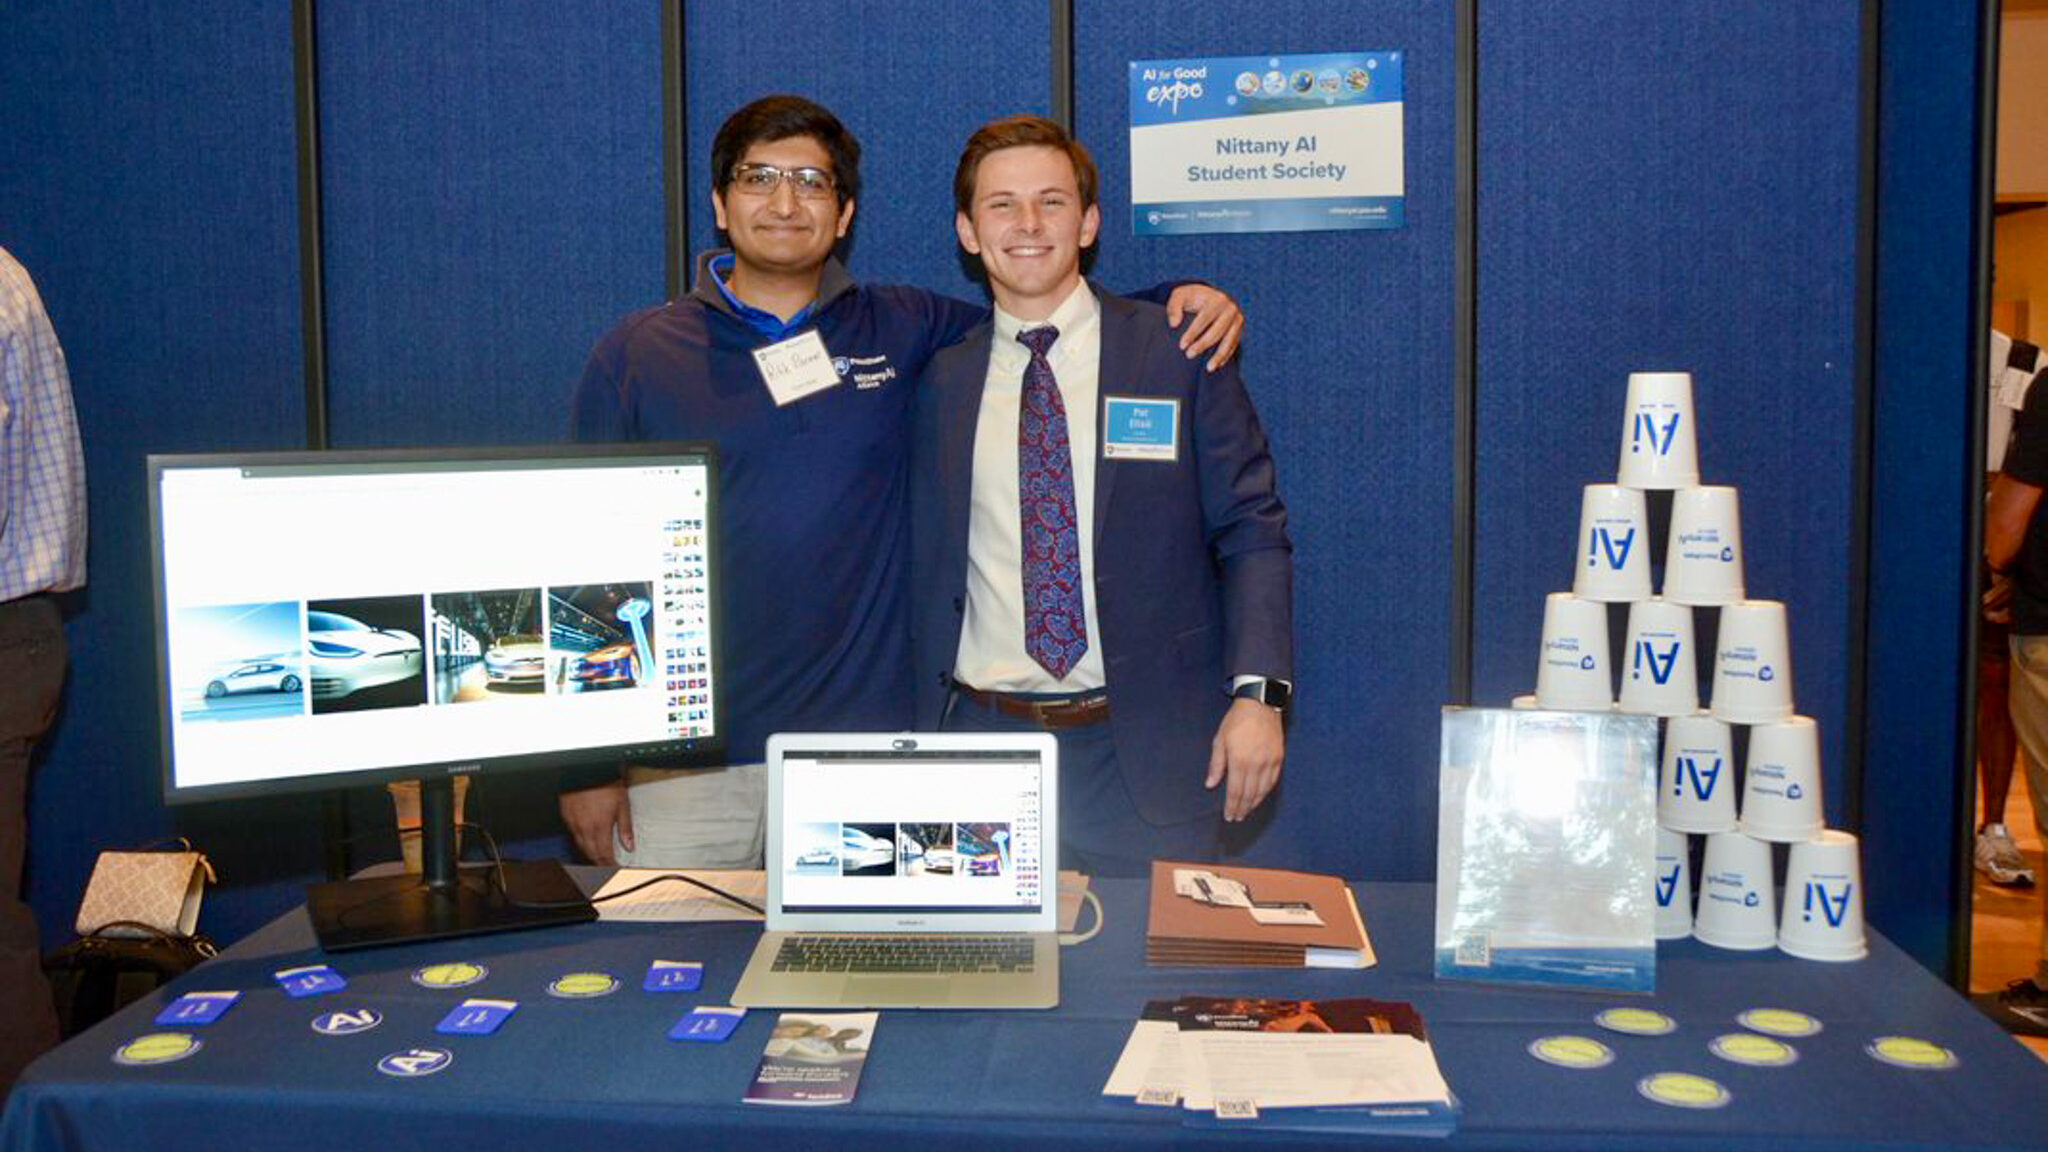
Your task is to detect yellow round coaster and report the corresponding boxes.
[1529,1035,1616,1069]
[547,971,620,999]
[1637,1071,1732,1109]
[412,962,488,989]
[113,1032,201,1066]
[1866,1036,1959,1070]
[1709,1032,1798,1067]
[1596,1007,1678,1036]
[1735,1008,1821,1037]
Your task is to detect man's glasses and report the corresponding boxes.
[729,162,837,200]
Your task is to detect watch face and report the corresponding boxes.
[1240,680,1289,709]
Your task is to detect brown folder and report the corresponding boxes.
[1144,860,1376,968]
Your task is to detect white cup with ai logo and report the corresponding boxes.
[1694,831,1777,951]
[1616,371,1700,490]
[1778,830,1867,962]
[1619,598,1698,716]
[1572,484,1653,602]
[1710,600,1795,724]
[1654,826,1694,941]
[1661,486,1745,605]
[1657,713,1737,833]
[1740,716,1825,842]
[1535,593,1612,710]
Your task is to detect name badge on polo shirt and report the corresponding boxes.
[1102,396,1179,462]
[753,329,841,406]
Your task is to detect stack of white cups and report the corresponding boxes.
[1524,372,1866,960]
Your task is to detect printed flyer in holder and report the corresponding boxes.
[744,1012,877,1106]
[1434,707,1659,991]
[1128,50,1405,236]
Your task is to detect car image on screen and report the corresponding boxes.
[483,633,547,685]
[205,662,301,698]
[307,610,423,700]
[571,640,638,689]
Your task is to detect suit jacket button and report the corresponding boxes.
[952,597,964,614]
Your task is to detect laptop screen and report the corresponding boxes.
[771,741,1051,917]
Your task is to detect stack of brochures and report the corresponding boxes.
[1145,862,1375,968]
[1103,995,1457,1136]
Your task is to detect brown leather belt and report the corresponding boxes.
[954,684,1111,729]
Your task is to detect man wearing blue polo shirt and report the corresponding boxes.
[559,96,1240,867]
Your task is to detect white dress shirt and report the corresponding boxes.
[954,281,1107,693]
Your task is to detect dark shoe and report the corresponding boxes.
[1972,978,2048,1037]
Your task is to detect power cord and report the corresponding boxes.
[466,822,765,915]
[1059,886,1104,946]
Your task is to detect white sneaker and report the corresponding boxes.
[1975,824,2036,887]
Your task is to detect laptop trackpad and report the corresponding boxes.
[845,975,951,1007]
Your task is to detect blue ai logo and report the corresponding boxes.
[1803,881,1853,926]
[1675,756,1721,800]
[1758,666,1775,683]
[1785,783,1803,799]
[1587,527,1636,570]
[1655,864,1682,907]
[1720,546,1735,562]
[1743,891,1760,907]
[1631,411,1683,456]
[1579,654,1597,671]
[1632,640,1680,684]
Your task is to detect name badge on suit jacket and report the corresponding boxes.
[1102,395,1179,462]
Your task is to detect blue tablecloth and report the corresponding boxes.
[6,878,2047,1151]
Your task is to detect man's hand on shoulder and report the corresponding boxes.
[1205,697,1285,821]
[559,779,633,866]
[1164,284,1245,371]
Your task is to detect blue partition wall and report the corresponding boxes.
[0,1,307,944]
[0,3,1986,970]
[1474,6,1863,824]
[1079,1,1457,880]
[317,0,668,448]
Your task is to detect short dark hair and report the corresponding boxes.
[711,95,861,206]
[952,114,1098,216]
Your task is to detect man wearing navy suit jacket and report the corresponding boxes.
[912,115,1293,875]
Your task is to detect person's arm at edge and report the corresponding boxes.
[1988,473,2042,573]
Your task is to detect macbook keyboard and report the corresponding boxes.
[771,934,1036,973]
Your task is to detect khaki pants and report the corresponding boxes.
[614,762,767,869]
[2004,634,2048,984]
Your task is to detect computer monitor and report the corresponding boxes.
[148,442,723,950]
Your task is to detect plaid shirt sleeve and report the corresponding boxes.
[0,247,87,601]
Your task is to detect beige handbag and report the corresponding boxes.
[73,839,215,939]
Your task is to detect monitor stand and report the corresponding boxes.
[305,776,595,952]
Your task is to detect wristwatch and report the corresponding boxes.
[1231,676,1292,714]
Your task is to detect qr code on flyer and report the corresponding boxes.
[1454,931,1492,967]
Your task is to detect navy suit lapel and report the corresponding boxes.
[1092,288,1151,550]
[941,325,995,563]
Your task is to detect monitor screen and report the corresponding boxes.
[150,443,723,803]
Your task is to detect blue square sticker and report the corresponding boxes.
[645,960,704,993]
[1102,396,1179,461]
[435,998,518,1036]
[669,1006,745,1043]
[155,990,241,1026]
[275,964,347,998]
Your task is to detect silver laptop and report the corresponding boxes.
[730,732,1060,1009]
